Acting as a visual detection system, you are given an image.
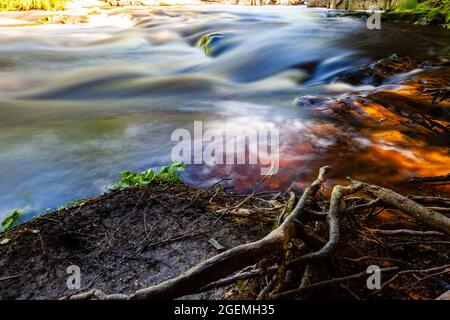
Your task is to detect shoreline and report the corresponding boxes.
[1,171,449,300]
[1,2,449,28]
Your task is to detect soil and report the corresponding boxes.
[0,183,272,300]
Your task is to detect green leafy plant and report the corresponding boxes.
[114,163,185,189]
[0,0,67,11]
[235,280,247,294]
[1,210,22,231]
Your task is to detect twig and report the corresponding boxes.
[367,229,445,237]
[0,274,22,282]
[272,267,398,299]
[381,265,450,290]
[408,173,450,183]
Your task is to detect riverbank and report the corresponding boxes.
[0,0,103,26]
[0,0,204,26]
[310,0,450,28]
[0,182,274,299]
[383,0,450,28]
[1,170,449,300]
[1,0,449,29]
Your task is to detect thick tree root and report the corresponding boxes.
[349,179,450,236]
[66,166,450,300]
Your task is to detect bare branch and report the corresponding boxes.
[368,229,445,237]
[271,267,398,299]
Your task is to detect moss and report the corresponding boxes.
[388,0,450,28]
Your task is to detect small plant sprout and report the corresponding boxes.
[1,210,22,231]
[114,163,185,189]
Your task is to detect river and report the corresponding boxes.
[0,5,449,221]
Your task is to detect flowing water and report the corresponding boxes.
[0,5,449,221]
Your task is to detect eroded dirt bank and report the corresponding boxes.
[0,183,272,299]
[1,174,449,300]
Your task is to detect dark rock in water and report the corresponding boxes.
[334,55,447,86]
[294,56,450,147]
[294,94,367,124]
[294,95,328,109]
[305,56,371,85]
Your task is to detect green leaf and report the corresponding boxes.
[0,238,10,245]
[113,163,185,189]
[236,280,246,293]
[1,210,22,231]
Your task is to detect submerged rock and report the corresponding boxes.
[294,55,450,150]
[334,54,447,86]
[196,33,231,57]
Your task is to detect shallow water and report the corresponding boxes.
[0,5,449,221]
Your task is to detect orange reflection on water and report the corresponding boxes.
[190,70,449,196]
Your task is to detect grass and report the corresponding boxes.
[392,0,450,28]
[396,0,419,10]
[0,0,68,11]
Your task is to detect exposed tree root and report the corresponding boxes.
[271,267,399,300]
[349,179,450,236]
[66,166,450,300]
[367,229,445,237]
[408,173,450,183]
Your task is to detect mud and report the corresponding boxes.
[0,183,271,299]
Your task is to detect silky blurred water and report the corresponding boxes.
[0,5,449,221]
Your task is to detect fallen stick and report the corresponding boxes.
[271,267,399,300]
[349,179,450,236]
[368,229,445,237]
[408,173,450,183]
[408,196,450,207]
[381,265,450,290]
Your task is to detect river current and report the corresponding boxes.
[0,5,449,220]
